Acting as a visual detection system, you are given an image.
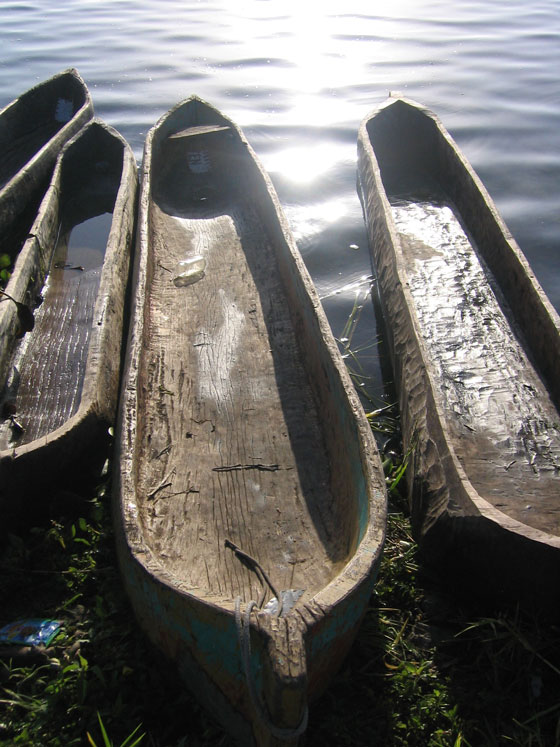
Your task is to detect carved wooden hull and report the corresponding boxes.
[0,68,94,258]
[114,96,387,744]
[358,95,560,612]
[0,119,137,524]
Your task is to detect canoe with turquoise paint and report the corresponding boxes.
[357,95,560,612]
[113,96,387,745]
[0,118,137,525]
[0,68,93,260]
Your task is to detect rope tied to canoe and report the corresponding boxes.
[234,596,309,741]
[226,539,308,740]
[225,538,283,615]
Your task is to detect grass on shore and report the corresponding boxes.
[1,462,558,747]
[1,293,559,746]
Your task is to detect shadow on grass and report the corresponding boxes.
[1,457,559,746]
[306,506,560,747]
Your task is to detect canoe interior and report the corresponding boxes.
[0,70,88,194]
[366,100,560,538]
[132,101,363,610]
[0,123,125,450]
[1,181,48,271]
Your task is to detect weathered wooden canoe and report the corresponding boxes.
[0,68,93,256]
[0,118,137,523]
[114,96,387,744]
[358,94,560,611]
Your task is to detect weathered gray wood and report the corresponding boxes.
[0,68,93,259]
[357,95,560,612]
[0,118,137,523]
[114,96,387,744]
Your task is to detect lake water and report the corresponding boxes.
[1,0,558,397]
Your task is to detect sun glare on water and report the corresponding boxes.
[263,141,349,183]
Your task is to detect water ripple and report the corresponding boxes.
[0,0,558,381]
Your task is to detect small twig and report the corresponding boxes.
[0,289,34,333]
[54,263,84,270]
[366,403,396,418]
[155,442,172,459]
[147,468,176,499]
[147,482,172,499]
[0,289,17,303]
[166,488,199,497]
[8,414,25,436]
[213,463,279,473]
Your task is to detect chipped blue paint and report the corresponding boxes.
[309,572,378,660]
[132,563,264,690]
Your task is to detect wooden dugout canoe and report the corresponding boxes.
[0,118,137,524]
[0,68,93,256]
[114,96,387,745]
[357,95,560,611]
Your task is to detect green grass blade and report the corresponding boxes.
[120,723,145,747]
[97,712,111,747]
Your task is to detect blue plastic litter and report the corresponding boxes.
[0,619,62,647]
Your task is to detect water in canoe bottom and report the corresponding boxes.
[0,208,113,449]
[393,197,560,536]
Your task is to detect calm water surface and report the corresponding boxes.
[1,0,558,397]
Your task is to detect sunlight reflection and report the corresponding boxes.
[319,273,374,302]
[283,198,350,242]
[284,4,332,92]
[264,142,348,183]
